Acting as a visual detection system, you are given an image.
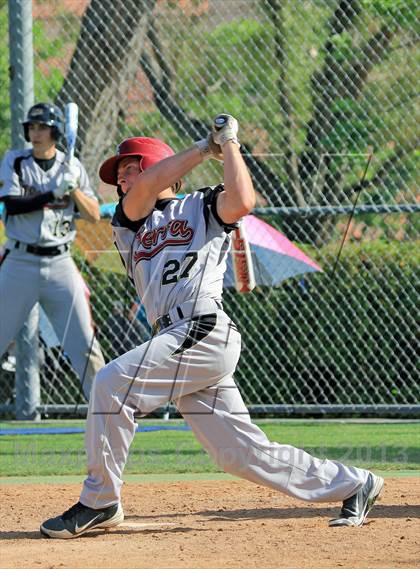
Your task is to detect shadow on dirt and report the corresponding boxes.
[1,504,418,541]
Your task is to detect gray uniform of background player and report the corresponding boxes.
[0,148,104,398]
[80,185,368,509]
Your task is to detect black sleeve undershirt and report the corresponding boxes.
[112,199,147,232]
[2,192,55,215]
[202,185,238,233]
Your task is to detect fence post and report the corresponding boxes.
[8,0,34,147]
[8,0,39,420]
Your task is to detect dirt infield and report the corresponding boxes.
[1,478,419,569]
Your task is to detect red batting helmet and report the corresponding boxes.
[99,137,175,186]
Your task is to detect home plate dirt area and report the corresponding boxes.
[1,478,419,569]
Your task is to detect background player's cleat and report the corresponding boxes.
[40,501,124,538]
[1,355,16,372]
[329,472,384,527]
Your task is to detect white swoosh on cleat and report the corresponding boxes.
[74,514,102,534]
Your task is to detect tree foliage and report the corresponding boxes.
[129,0,418,240]
[0,5,10,158]
[0,0,418,237]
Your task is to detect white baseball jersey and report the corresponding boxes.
[0,148,97,247]
[111,186,237,325]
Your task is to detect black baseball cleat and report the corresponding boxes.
[329,472,384,527]
[40,501,124,539]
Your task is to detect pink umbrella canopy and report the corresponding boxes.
[224,215,321,288]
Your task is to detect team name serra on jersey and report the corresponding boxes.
[134,219,194,262]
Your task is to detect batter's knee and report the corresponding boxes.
[88,360,128,414]
[92,361,120,395]
[211,445,252,476]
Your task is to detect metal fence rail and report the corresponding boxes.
[0,0,418,417]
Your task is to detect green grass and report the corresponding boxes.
[0,420,419,478]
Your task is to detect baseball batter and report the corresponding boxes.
[41,114,383,538]
[0,103,105,399]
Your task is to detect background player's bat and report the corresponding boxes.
[231,223,256,294]
[64,102,78,163]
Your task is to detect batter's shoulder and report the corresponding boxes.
[193,184,238,232]
[190,184,222,208]
[0,149,32,188]
[111,198,147,232]
[195,184,224,198]
[1,148,31,167]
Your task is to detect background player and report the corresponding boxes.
[0,102,105,399]
[40,114,383,538]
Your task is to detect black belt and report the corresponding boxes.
[15,241,70,257]
[153,306,185,334]
[152,301,223,334]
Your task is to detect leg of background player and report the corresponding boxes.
[0,252,40,357]
[40,255,105,399]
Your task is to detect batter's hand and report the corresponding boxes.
[212,114,240,147]
[54,160,80,198]
[195,134,224,161]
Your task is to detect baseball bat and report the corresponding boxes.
[65,102,78,163]
[213,114,229,131]
[231,222,256,294]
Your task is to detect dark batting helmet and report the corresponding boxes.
[23,103,64,142]
[99,137,175,186]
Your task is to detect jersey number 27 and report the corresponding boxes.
[161,252,198,285]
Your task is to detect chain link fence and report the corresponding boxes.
[0,0,419,415]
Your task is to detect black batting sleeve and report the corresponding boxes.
[2,192,55,215]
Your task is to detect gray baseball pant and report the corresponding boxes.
[0,249,104,398]
[80,304,368,509]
